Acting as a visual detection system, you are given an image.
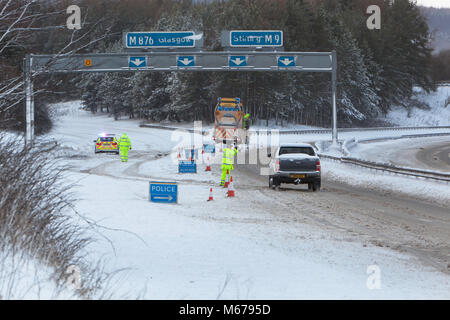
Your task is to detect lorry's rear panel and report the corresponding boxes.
[214,97,245,142]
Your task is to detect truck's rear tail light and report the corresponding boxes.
[276,160,280,172]
[316,160,321,172]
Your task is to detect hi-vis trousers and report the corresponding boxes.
[220,164,233,186]
[120,148,129,162]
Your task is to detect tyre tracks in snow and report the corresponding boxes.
[70,147,450,275]
[235,163,450,275]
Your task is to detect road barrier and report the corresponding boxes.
[319,154,450,183]
[319,131,450,183]
[275,125,450,135]
[140,123,450,136]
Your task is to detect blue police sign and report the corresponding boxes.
[278,56,295,67]
[178,160,197,173]
[129,56,146,68]
[203,144,215,153]
[230,30,283,47]
[177,56,195,67]
[125,31,196,49]
[229,56,247,67]
[149,181,178,204]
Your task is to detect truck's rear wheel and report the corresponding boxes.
[312,181,321,192]
[269,176,279,190]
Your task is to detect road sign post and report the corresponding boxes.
[203,144,215,153]
[149,181,178,204]
[184,148,198,160]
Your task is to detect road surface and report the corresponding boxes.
[416,140,450,172]
[235,160,450,275]
[353,136,450,172]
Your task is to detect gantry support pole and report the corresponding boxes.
[331,50,338,145]
[24,55,34,146]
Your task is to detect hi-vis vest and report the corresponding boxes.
[222,147,237,165]
[118,136,131,149]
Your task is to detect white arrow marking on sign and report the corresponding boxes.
[130,58,145,66]
[183,33,203,41]
[179,58,193,65]
[231,57,245,65]
[154,195,173,201]
[280,58,294,66]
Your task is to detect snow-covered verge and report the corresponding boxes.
[69,165,450,299]
[0,250,82,299]
[0,128,130,300]
[322,159,450,209]
[384,86,450,126]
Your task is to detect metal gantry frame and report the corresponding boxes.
[24,50,337,145]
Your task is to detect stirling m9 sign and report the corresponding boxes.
[125,31,197,49]
[229,30,283,47]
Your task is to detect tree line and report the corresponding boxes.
[0,0,444,132]
[77,0,435,127]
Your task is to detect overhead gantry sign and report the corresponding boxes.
[23,30,337,145]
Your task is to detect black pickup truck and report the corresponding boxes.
[268,143,321,191]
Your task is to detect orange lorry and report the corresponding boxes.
[213,97,247,144]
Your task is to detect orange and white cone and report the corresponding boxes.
[205,156,211,172]
[207,187,214,201]
[224,170,230,188]
[227,177,235,197]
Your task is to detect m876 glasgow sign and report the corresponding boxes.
[125,31,197,48]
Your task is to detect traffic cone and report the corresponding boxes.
[227,177,235,197]
[205,156,211,171]
[207,187,214,201]
[224,170,230,188]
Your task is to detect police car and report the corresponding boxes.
[94,133,119,154]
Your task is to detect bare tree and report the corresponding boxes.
[0,0,114,132]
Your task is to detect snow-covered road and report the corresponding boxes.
[349,136,450,173]
[44,101,450,299]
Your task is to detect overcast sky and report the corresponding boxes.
[414,0,450,8]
